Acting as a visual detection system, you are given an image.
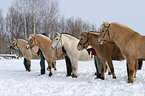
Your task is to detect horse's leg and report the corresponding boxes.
[138,59,143,70]
[27,59,31,72]
[100,59,106,80]
[71,59,78,78]
[52,60,57,70]
[134,59,138,78]
[107,60,116,79]
[46,59,52,77]
[105,61,111,75]
[127,58,135,83]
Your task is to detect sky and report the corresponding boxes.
[0,0,145,35]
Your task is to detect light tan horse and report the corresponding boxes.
[77,31,125,79]
[11,38,40,71]
[27,34,64,76]
[97,22,145,83]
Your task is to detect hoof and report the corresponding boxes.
[49,73,52,77]
[71,74,77,78]
[127,79,135,83]
[66,74,71,77]
[101,77,105,80]
[108,72,111,75]
[27,69,31,72]
[54,68,57,71]
[113,76,116,79]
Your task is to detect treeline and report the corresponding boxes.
[0,0,96,54]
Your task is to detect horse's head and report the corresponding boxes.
[97,21,112,44]
[26,34,36,49]
[11,38,18,50]
[51,32,63,50]
[77,31,90,51]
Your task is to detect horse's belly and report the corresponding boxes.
[78,51,93,61]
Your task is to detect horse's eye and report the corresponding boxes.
[81,38,83,40]
[102,30,104,32]
[56,38,58,40]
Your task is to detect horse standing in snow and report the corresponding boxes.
[27,34,64,76]
[11,38,40,71]
[97,22,144,83]
[51,33,94,78]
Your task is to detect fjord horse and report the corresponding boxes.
[11,38,40,71]
[51,33,94,78]
[27,34,64,76]
[97,22,144,83]
[77,31,125,79]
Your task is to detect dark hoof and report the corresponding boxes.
[113,76,116,79]
[54,68,57,71]
[66,74,71,77]
[49,73,52,77]
[101,77,105,80]
[94,72,97,76]
[71,74,77,78]
[27,69,31,72]
[108,72,111,75]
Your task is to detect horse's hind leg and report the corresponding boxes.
[127,58,135,83]
[134,60,138,78]
[107,60,116,79]
[105,62,111,75]
[71,59,78,78]
[52,60,57,70]
[46,59,52,77]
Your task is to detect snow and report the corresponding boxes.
[0,57,145,96]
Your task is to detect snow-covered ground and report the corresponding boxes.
[0,57,145,96]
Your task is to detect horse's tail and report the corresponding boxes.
[138,59,143,70]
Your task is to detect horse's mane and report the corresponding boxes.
[111,22,135,32]
[18,39,28,43]
[61,33,78,41]
[36,34,51,41]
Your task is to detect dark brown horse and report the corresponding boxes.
[97,22,144,83]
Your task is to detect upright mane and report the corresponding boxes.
[36,34,51,41]
[61,33,78,41]
[111,22,135,32]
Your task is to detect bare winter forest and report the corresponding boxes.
[0,0,96,54]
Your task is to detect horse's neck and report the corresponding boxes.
[111,25,130,48]
[63,36,78,50]
[17,40,27,51]
[36,36,52,51]
[89,34,102,49]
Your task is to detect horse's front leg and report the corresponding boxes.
[127,58,135,83]
[134,59,138,78]
[27,59,31,72]
[46,59,52,77]
[71,59,78,78]
[107,60,116,79]
[100,59,106,80]
[52,60,57,70]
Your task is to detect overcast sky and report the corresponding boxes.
[0,0,145,35]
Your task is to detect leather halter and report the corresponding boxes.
[78,31,99,48]
[97,24,115,44]
[12,39,19,49]
[52,34,62,50]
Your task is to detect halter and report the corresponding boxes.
[79,31,100,48]
[97,24,115,44]
[28,36,36,49]
[52,34,62,50]
[12,39,19,49]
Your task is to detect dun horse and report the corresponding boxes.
[11,38,40,71]
[27,34,64,76]
[51,33,94,78]
[97,22,144,83]
[77,31,125,79]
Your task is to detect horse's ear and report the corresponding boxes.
[104,21,110,27]
[56,32,60,36]
[91,32,100,36]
